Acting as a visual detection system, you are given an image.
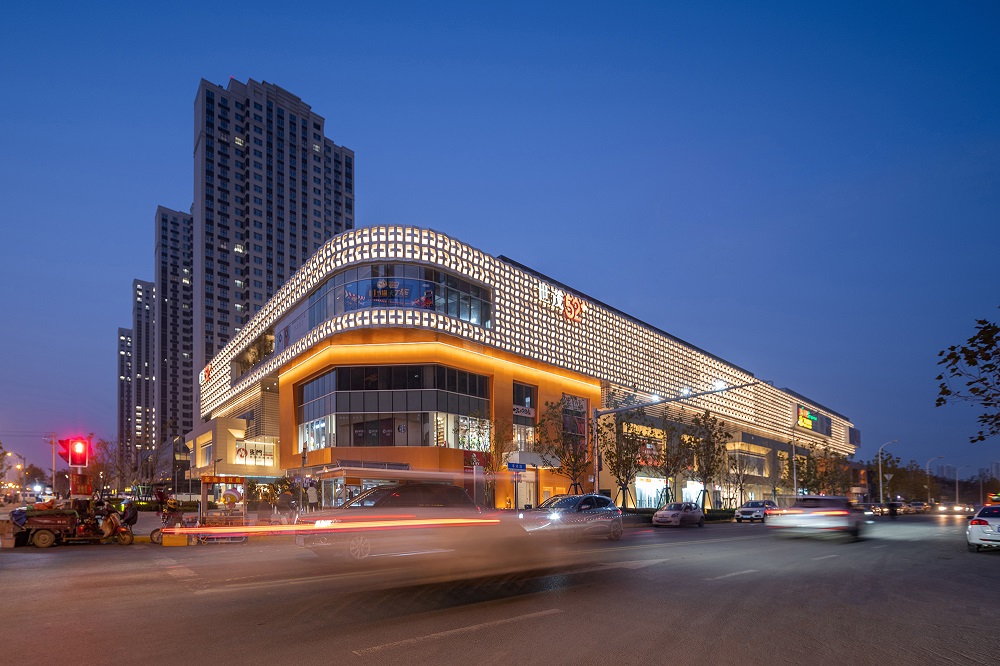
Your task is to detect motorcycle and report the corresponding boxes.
[100,503,134,545]
[150,509,186,545]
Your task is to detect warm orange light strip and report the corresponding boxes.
[162,517,502,537]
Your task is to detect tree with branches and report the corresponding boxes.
[456,412,516,508]
[688,410,731,510]
[647,420,692,505]
[535,396,591,494]
[724,444,757,507]
[936,312,1000,442]
[597,396,651,510]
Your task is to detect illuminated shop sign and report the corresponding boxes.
[513,405,536,418]
[537,282,585,323]
[796,405,832,436]
[234,441,275,466]
[199,363,212,386]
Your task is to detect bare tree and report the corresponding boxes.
[455,412,516,508]
[766,446,785,501]
[688,410,732,511]
[597,396,651,510]
[536,396,591,494]
[725,444,756,507]
[647,420,692,505]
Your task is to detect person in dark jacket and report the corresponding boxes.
[122,500,139,528]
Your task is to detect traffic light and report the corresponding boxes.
[58,439,71,462]
[67,438,90,467]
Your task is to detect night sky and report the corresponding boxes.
[1,2,997,477]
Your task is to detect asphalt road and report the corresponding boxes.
[2,514,995,665]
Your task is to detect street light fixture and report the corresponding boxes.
[877,439,899,506]
[926,456,943,504]
[955,465,969,504]
[590,379,771,497]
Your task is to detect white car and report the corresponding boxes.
[766,496,863,539]
[735,500,778,523]
[966,506,1000,552]
[652,502,705,528]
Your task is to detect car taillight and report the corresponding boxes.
[970,519,989,526]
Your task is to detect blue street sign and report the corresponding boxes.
[507,462,527,471]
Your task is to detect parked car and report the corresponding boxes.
[734,500,778,523]
[766,496,864,539]
[652,502,705,528]
[519,494,623,541]
[967,506,1000,552]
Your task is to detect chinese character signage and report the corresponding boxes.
[234,442,275,466]
[538,282,586,323]
[796,405,832,436]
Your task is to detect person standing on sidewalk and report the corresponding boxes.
[306,483,319,513]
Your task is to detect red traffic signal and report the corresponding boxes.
[62,438,91,467]
[58,439,71,462]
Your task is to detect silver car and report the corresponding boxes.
[652,502,705,527]
[735,500,778,523]
[520,494,623,541]
[766,495,863,539]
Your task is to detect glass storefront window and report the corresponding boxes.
[305,262,493,331]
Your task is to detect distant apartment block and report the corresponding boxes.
[153,206,195,480]
[116,327,133,447]
[131,280,156,450]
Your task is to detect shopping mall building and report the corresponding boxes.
[188,226,860,509]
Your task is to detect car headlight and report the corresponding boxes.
[670,513,680,518]
[314,520,334,528]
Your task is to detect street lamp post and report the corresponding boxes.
[6,452,26,499]
[955,465,969,504]
[926,456,943,504]
[877,439,899,506]
[589,379,770,501]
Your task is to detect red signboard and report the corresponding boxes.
[70,473,93,497]
[200,475,245,485]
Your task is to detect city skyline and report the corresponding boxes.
[1,3,998,476]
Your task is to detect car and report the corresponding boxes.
[734,500,778,523]
[937,502,973,514]
[294,482,526,562]
[909,501,929,513]
[652,502,705,528]
[519,494,623,541]
[766,495,864,539]
[856,503,878,518]
[966,505,1000,552]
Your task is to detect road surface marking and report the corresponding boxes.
[871,545,887,549]
[352,608,563,655]
[706,569,758,581]
[812,554,838,560]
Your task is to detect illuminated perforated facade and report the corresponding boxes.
[200,226,856,462]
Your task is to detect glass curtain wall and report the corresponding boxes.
[297,365,491,453]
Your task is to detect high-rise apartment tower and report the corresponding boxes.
[191,78,355,415]
[153,206,195,481]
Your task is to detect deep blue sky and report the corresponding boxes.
[1,2,997,477]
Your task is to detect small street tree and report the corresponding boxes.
[724,444,756,507]
[936,312,1000,442]
[536,396,591,494]
[597,396,651,510]
[688,410,731,511]
[647,420,692,505]
[456,412,516,507]
[766,446,786,501]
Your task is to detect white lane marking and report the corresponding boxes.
[352,608,563,655]
[871,545,887,549]
[571,559,669,575]
[706,569,758,581]
[812,554,839,561]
